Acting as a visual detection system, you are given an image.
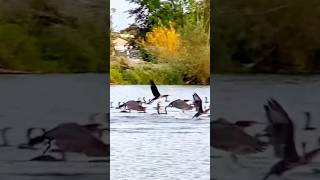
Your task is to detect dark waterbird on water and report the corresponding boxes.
[192,93,210,118]
[110,102,114,108]
[118,100,146,113]
[303,112,317,131]
[0,127,12,147]
[28,122,109,161]
[262,98,320,180]
[148,80,169,104]
[204,97,209,103]
[163,99,193,114]
[211,118,267,163]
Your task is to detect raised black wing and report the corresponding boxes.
[264,98,299,162]
[150,80,160,99]
[193,93,203,113]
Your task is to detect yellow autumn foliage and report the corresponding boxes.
[146,21,180,54]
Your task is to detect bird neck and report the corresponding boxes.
[1,131,8,146]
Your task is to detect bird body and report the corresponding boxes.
[193,93,209,118]
[166,99,193,111]
[29,123,109,158]
[119,100,146,112]
[211,118,266,155]
[262,98,320,180]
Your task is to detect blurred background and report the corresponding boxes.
[213,0,320,74]
[0,0,107,73]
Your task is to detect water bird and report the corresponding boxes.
[148,80,169,104]
[193,93,210,118]
[205,97,209,103]
[18,127,46,150]
[0,127,12,147]
[28,123,109,159]
[119,100,146,113]
[262,98,320,180]
[110,102,113,108]
[164,99,193,113]
[303,112,317,131]
[211,118,267,163]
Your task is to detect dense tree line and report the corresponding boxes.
[110,0,210,85]
[0,0,107,73]
[213,0,320,74]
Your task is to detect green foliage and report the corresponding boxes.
[0,24,41,70]
[110,65,127,84]
[0,0,107,73]
[214,0,320,74]
[118,0,210,84]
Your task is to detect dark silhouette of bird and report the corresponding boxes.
[211,118,267,163]
[303,112,317,131]
[0,127,12,147]
[204,97,209,103]
[148,80,169,104]
[28,123,109,160]
[262,98,320,180]
[118,100,146,112]
[192,93,210,118]
[165,99,193,113]
[110,102,114,108]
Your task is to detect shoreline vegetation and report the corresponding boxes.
[214,1,320,75]
[110,0,210,85]
[0,0,107,74]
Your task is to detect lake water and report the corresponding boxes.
[110,85,210,180]
[0,74,108,180]
[212,75,320,180]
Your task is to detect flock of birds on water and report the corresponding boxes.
[0,112,109,162]
[110,80,210,118]
[2,80,319,179]
[212,98,320,180]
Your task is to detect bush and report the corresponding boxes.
[0,23,41,70]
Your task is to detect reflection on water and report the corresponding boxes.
[0,74,108,180]
[212,75,320,180]
[111,85,210,180]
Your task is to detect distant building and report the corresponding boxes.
[120,34,134,38]
[112,37,128,53]
[112,34,141,62]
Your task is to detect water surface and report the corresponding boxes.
[0,74,108,180]
[212,75,320,180]
[111,85,210,180]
